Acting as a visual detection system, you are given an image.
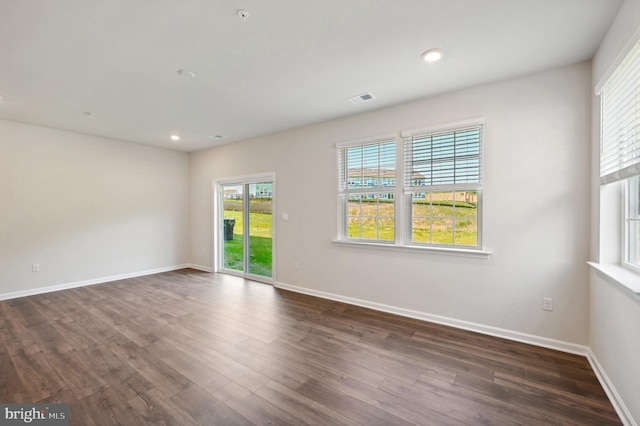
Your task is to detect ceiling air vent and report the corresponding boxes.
[347,92,376,104]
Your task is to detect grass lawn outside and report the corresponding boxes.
[223,233,273,277]
[222,208,273,277]
[411,202,478,246]
[348,198,478,246]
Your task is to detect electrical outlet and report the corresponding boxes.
[542,297,553,311]
[32,264,40,272]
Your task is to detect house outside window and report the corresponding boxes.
[338,139,396,242]
[403,124,483,248]
[337,119,484,251]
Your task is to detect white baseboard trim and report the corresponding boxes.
[586,349,636,426]
[0,264,191,301]
[187,264,214,273]
[274,281,588,356]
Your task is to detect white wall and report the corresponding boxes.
[0,119,190,296]
[191,62,592,345]
[590,0,640,423]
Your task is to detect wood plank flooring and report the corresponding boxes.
[0,269,621,425]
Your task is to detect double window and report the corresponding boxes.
[599,41,640,270]
[338,120,484,250]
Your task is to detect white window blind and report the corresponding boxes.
[338,140,396,193]
[403,125,483,192]
[600,41,640,185]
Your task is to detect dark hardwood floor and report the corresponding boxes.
[0,269,621,425]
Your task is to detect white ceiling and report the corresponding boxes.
[0,0,623,152]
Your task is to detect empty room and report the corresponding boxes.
[2,0,640,425]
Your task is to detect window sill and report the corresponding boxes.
[588,262,640,297]
[332,240,492,259]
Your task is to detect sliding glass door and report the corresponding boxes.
[220,178,273,281]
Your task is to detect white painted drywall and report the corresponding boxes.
[590,0,640,423]
[190,62,592,345]
[0,120,190,295]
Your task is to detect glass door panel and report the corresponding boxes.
[222,184,243,271]
[248,182,273,278]
[220,178,273,281]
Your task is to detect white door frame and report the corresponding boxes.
[213,172,276,284]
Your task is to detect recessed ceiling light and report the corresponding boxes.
[177,69,196,78]
[170,135,181,141]
[422,48,444,63]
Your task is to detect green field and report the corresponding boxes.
[411,202,478,246]
[348,199,478,246]
[223,200,273,277]
[223,233,273,277]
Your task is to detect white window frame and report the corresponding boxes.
[335,120,490,258]
[588,36,640,297]
[597,40,640,276]
[337,135,398,244]
[624,176,640,272]
[402,119,484,250]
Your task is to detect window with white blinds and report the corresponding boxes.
[402,122,483,249]
[598,40,640,271]
[338,140,396,192]
[337,139,396,242]
[600,41,640,185]
[403,125,482,191]
[336,120,485,250]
